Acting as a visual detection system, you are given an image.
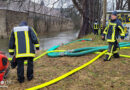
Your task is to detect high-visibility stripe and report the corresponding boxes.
[112,26,116,41]
[35,44,40,48]
[14,32,19,55]
[9,49,14,53]
[103,31,107,34]
[16,53,35,58]
[113,50,118,54]
[103,25,109,34]
[106,52,113,56]
[118,26,125,36]
[14,26,29,32]
[32,27,37,36]
[107,39,115,42]
[25,31,30,53]
[32,27,40,43]
[27,31,30,53]
[113,47,119,54]
[108,45,114,60]
[109,22,117,26]
[94,24,99,29]
[100,25,103,29]
[107,24,116,42]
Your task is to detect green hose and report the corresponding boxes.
[47,42,130,57]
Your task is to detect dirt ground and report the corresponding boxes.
[1,34,130,90]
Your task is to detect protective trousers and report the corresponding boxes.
[94,29,98,35]
[16,57,33,82]
[105,40,120,61]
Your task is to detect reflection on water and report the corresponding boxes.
[0,30,79,56]
[39,30,79,50]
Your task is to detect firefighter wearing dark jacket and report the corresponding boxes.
[94,20,99,35]
[102,11,125,61]
[9,21,40,83]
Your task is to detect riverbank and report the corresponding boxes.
[0,30,79,56]
[2,34,130,90]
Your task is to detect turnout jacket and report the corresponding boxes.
[94,22,99,30]
[103,19,125,42]
[9,22,40,58]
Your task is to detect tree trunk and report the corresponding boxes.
[78,0,92,38]
[128,0,130,10]
[72,0,102,38]
[102,0,107,32]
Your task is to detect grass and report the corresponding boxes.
[2,34,130,90]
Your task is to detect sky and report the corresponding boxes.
[31,0,72,8]
[31,0,128,10]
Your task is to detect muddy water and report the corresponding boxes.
[0,30,79,56]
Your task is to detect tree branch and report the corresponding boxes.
[72,0,83,15]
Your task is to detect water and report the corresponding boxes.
[0,30,79,56]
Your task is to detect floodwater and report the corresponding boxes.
[0,30,79,56]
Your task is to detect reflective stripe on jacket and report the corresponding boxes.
[9,26,40,58]
[94,23,99,30]
[103,19,125,42]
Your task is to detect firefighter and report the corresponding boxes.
[9,21,40,83]
[102,11,125,61]
[0,52,10,82]
[93,20,99,35]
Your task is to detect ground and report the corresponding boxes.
[1,34,130,90]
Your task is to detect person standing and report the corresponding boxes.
[102,11,125,61]
[93,20,99,35]
[9,21,40,83]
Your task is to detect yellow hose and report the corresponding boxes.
[24,50,66,64]
[120,55,130,58]
[26,50,107,90]
[120,47,130,49]
[8,50,66,64]
[95,47,130,58]
[95,52,130,58]
[8,47,130,62]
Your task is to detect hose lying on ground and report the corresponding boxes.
[47,42,130,57]
[6,38,130,89]
[26,46,130,90]
[8,38,92,64]
[26,50,107,90]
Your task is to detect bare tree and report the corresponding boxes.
[72,0,103,38]
[116,0,128,10]
[128,0,130,10]
[103,0,107,33]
